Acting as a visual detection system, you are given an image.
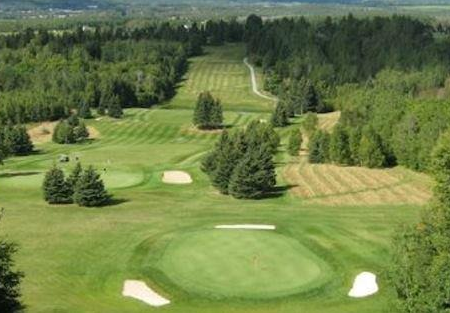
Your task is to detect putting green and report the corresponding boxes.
[155,229,328,299]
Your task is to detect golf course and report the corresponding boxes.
[0,43,425,312]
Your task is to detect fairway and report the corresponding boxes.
[154,229,327,299]
[167,44,274,112]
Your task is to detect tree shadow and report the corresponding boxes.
[261,184,298,199]
[0,171,41,179]
[104,198,130,207]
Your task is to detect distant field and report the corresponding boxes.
[166,44,274,112]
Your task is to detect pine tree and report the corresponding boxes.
[302,112,318,136]
[74,121,89,142]
[390,130,450,312]
[358,127,385,168]
[303,81,320,113]
[53,120,75,144]
[74,166,110,207]
[308,130,330,164]
[271,102,289,127]
[107,95,123,118]
[0,216,23,313]
[228,145,276,199]
[66,162,83,192]
[329,125,352,165]
[288,129,303,156]
[10,126,33,156]
[210,132,238,194]
[193,91,223,129]
[78,102,92,119]
[42,165,72,204]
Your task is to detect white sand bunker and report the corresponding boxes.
[348,272,379,298]
[122,280,170,307]
[162,171,192,184]
[215,224,276,230]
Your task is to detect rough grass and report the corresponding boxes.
[284,158,432,206]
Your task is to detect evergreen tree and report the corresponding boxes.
[9,126,33,156]
[74,166,110,207]
[228,145,276,199]
[78,102,92,119]
[390,130,450,312]
[107,95,123,118]
[288,129,303,156]
[210,131,239,194]
[193,92,223,129]
[329,125,352,165]
[73,121,89,142]
[53,120,75,144]
[0,216,23,313]
[308,130,330,164]
[66,162,83,192]
[303,82,320,113]
[302,112,318,136]
[42,165,72,204]
[358,127,386,168]
[271,102,289,127]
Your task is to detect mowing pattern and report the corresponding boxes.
[284,157,431,206]
[155,229,327,299]
[167,44,273,112]
[92,109,268,148]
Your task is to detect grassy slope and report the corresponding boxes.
[0,44,421,313]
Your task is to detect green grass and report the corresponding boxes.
[166,44,274,113]
[153,229,328,299]
[0,44,422,313]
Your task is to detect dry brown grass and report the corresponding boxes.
[28,121,100,144]
[284,156,432,206]
[318,111,341,132]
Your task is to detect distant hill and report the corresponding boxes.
[3,0,450,11]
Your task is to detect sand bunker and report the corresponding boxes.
[162,171,192,184]
[122,280,170,307]
[348,272,378,298]
[215,224,276,230]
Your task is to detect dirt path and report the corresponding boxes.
[243,58,278,102]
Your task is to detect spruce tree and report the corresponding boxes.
[74,121,89,142]
[53,120,75,144]
[358,127,385,168]
[10,126,33,156]
[308,130,330,164]
[271,102,289,127]
[228,145,276,199]
[107,95,123,118]
[74,166,110,207]
[302,112,318,136]
[210,132,238,194]
[78,102,92,119]
[390,130,450,312]
[0,216,23,313]
[193,91,223,129]
[42,165,72,204]
[329,125,352,165]
[66,162,83,193]
[303,82,320,113]
[288,129,303,156]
